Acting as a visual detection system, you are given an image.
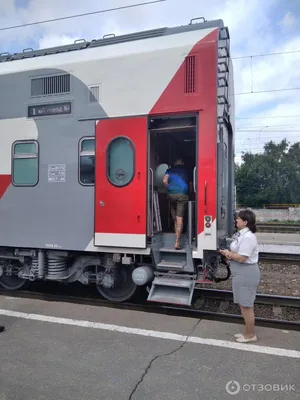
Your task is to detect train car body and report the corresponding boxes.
[0,17,235,305]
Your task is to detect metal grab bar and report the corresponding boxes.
[188,201,192,246]
[149,168,154,236]
[193,167,196,193]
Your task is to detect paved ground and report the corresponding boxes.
[257,232,300,254]
[0,295,299,400]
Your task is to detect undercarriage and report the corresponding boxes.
[0,247,230,305]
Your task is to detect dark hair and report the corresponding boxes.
[238,209,257,233]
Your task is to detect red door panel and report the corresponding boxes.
[94,116,147,248]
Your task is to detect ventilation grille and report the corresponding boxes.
[31,74,70,97]
[184,55,196,93]
[89,85,100,103]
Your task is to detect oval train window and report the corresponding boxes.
[107,137,135,187]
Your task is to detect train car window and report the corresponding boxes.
[107,137,134,187]
[79,138,95,185]
[12,141,38,186]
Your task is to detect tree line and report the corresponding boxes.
[235,139,300,207]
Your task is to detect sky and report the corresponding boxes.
[1,0,300,164]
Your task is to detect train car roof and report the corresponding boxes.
[0,17,225,64]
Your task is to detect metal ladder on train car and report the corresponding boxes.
[217,26,235,237]
[217,27,230,129]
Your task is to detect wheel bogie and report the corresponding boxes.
[0,248,144,303]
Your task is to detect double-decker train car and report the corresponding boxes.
[0,17,235,306]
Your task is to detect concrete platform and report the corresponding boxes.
[257,232,300,254]
[0,295,299,400]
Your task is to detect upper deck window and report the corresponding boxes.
[12,141,39,186]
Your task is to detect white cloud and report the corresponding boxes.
[1,0,299,164]
[279,11,298,32]
[38,34,80,49]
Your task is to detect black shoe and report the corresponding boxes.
[0,326,5,332]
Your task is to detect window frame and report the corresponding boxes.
[78,137,96,186]
[11,140,39,187]
[106,136,135,188]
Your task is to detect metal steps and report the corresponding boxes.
[159,247,186,253]
[147,276,195,306]
[148,232,196,305]
[154,234,193,272]
[156,260,186,270]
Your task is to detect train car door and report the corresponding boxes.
[94,117,147,248]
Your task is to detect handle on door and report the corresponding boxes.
[204,181,207,213]
[193,167,196,193]
[137,215,140,223]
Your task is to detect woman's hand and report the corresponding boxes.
[219,249,232,260]
[220,249,248,263]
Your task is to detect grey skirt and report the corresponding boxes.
[230,261,261,307]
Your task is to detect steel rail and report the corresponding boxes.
[195,288,300,308]
[259,253,300,262]
[0,289,299,332]
[257,223,300,227]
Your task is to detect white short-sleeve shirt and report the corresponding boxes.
[230,227,259,264]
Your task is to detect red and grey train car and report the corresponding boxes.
[0,17,235,306]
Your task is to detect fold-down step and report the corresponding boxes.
[147,277,195,306]
[156,260,186,270]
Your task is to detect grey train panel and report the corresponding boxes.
[0,68,106,251]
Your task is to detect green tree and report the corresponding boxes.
[236,139,300,207]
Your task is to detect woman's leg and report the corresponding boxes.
[234,266,260,341]
[240,305,256,338]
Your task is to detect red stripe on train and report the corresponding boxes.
[149,29,219,231]
[0,175,11,199]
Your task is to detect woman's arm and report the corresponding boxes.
[220,235,256,263]
[220,249,248,263]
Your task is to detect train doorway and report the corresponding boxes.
[148,114,197,247]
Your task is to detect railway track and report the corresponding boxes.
[0,286,299,332]
[196,288,300,308]
[259,253,300,263]
[257,224,300,233]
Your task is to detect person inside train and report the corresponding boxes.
[162,158,192,249]
[219,209,260,343]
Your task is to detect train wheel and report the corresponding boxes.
[0,275,28,290]
[96,264,137,302]
[0,260,28,290]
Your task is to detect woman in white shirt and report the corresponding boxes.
[220,209,260,343]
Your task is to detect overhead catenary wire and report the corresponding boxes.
[1,7,299,63]
[237,115,300,120]
[236,124,300,128]
[235,87,300,96]
[1,2,299,128]
[0,0,167,32]
[236,130,300,133]
[232,49,300,59]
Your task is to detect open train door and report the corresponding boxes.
[94,117,148,248]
